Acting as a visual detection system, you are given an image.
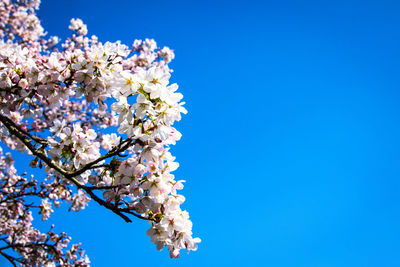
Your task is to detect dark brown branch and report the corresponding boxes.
[0,115,47,145]
[0,250,18,267]
[0,113,151,224]
[80,185,132,223]
[0,114,70,177]
[119,208,155,222]
[85,185,125,190]
[67,137,145,178]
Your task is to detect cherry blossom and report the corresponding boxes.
[0,0,199,265]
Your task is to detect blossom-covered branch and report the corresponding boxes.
[0,0,200,264]
[0,148,90,266]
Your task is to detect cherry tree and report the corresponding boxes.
[0,0,200,265]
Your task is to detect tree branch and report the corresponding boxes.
[0,115,47,145]
[67,137,145,178]
[0,113,151,224]
[0,250,18,267]
[0,114,70,177]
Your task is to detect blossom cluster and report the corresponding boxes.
[0,0,199,264]
[0,147,90,266]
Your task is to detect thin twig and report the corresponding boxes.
[0,250,18,267]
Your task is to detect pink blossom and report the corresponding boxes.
[0,0,199,263]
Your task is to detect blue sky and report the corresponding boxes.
[3,0,400,266]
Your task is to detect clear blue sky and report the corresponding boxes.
[4,0,400,266]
